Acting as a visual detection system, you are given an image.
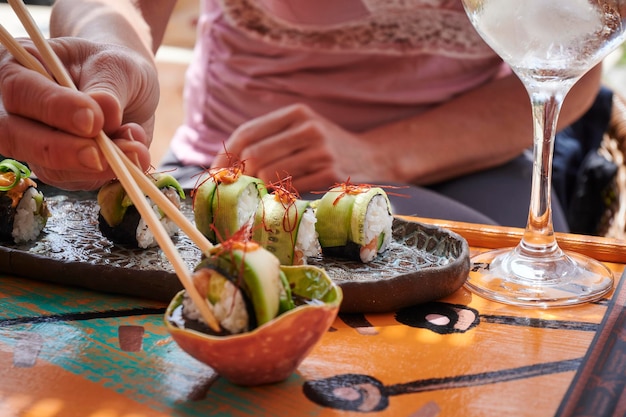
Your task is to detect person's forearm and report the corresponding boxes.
[50,0,177,59]
[364,64,603,185]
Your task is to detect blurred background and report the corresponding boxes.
[0,0,199,166]
[0,0,54,4]
[1,0,626,170]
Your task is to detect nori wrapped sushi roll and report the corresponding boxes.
[253,190,321,266]
[181,237,295,335]
[193,167,267,243]
[0,159,50,243]
[315,183,393,263]
[97,173,185,248]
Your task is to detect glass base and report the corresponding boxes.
[467,247,614,308]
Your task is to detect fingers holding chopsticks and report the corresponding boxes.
[0,36,156,190]
[0,112,151,190]
[0,56,103,136]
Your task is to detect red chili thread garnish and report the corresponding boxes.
[267,175,301,235]
[145,165,179,181]
[309,177,410,205]
[324,178,372,205]
[145,164,160,178]
[190,146,247,208]
[189,148,254,244]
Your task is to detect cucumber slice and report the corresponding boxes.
[193,179,218,241]
[212,175,266,242]
[253,195,312,265]
[316,186,392,262]
[213,246,283,326]
[316,186,391,247]
[314,188,354,248]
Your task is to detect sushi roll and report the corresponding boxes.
[253,191,321,266]
[193,167,267,243]
[315,183,393,263]
[0,159,50,243]
[97,173,185,248]
[182,237,295,335]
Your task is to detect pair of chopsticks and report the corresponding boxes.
[0,0,221,332]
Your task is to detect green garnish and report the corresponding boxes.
[0,159,31,191]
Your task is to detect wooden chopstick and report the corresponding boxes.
[0,0,213,247]
[0,24,48,76]
[117,153,213,253]
[0,7,212,253]
[3,0,220,332]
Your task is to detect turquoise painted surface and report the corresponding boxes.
[0,276,325,416]
[0,276,166,319]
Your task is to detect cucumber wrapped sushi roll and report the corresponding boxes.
[253,192,321,265]
[315,184,393,263]
[0,159,50,243]
[97,173,185,248]
[182,239,295,335]
[193,168,267,243]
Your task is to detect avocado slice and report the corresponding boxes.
[97,180,133,227]
[211,246,284,327]
[154,173,185,200]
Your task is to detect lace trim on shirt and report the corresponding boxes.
[218,0,495,58]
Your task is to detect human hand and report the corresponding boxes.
[0,37,158,190]
[212,104,397,192]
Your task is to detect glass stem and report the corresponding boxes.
[519,87,567,259]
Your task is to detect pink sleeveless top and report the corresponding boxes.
[169,0,505,166]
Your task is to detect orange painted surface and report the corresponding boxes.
[0,259,623,416]
[0,350,174,417]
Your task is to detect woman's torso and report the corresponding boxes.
[170,0,504,166]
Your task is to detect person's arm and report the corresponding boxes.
[0,0,176,190]
[214,64,602,192]
[363,64,603,185]
[50,0,177,58]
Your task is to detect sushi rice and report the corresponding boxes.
[360,194,393,262]
[236,182,262,235]
[136,187,182,249]
[12,186,48,244]
[182,280,249,334]
[294,206,321,264]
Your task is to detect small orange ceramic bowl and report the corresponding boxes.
[164,265,342,386]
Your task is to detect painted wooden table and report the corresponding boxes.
[1,218,626,417]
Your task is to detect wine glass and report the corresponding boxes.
[460,0,626,307]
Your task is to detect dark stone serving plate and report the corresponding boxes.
[0,187,470,313]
